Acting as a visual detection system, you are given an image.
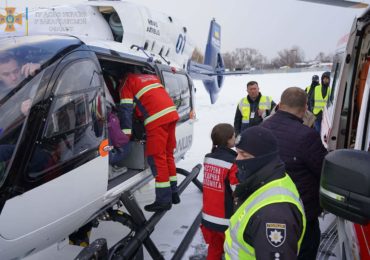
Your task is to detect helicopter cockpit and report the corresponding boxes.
[0,36,96,194]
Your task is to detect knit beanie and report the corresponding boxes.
[236,126,278,156]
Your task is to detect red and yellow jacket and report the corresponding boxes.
[119,73,179,134]
[202,147,239,232]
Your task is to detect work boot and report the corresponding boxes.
[172,192,181,204]
[144,201,172,212]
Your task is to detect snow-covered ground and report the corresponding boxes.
[26,70,337,260]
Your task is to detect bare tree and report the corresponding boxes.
[222,52,236,69]
[315,52,333,63]
[272,46,305,68]
[191,47,204,63]
[222,48,266,70]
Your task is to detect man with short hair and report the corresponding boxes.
[234,81,275,136]
[0,52,40,88]
[0,52,40,113]
[262,87,328,260]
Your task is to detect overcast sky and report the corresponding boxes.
[1,0,366,60]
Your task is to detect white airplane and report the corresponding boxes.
[0,1,229,259]
[298,1,370,260]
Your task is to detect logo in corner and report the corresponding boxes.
[266,223,286,247]
[0,7,22,32]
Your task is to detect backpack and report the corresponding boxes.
[108,111,129,148]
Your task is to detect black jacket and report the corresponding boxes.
[235,158,304,260]
[261,110,328,220]
[306,81,319,112]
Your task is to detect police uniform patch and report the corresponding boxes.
[266,223,286,247]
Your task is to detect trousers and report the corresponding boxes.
[146,121,177,203]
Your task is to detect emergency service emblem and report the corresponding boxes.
[0,7,22,32]
[266,223,286,247]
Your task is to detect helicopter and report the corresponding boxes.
[0,1,231,259]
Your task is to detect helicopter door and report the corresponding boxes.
[161,70,194,161]
[0,54,110,241]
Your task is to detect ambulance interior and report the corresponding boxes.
[333,24,370,151]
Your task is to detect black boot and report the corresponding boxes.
[172,192,181,204]
[144,201,172,212]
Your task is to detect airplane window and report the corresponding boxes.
[26,60,105,179]
[162,71,191,122]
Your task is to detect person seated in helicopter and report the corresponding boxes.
[0,52,40,107]
[107,103,131,167]
[104,83,131,167]
[0,52,48,178]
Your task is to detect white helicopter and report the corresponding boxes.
[0,1,231,259]
[298,1,370,259]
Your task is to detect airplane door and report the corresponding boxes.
[161,70,194,161]
[0,51,109,246]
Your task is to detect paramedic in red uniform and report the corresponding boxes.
[119,73,180,212]
[201,123,239,259]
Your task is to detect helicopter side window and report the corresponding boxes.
[26,60,105,179]
[162,71,191,122]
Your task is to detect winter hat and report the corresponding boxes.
[312,75,319,83]
[236,126,278,156]
[321,71,330,80]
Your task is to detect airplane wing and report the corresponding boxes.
[298,0,368,8]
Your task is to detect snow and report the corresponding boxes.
[25,70,330,259]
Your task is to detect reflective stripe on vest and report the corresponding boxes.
[120,98,134,104]
[135,83,163,100]
[202,212,230,226]
[238,96,272,123]
[313,85,331,115]
[204,157,233,169]
[224,174,306,260]
[144,106,177,126]
[155,181,170,188]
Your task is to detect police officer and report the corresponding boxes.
[224,126,306,259]
[234,81,275,136]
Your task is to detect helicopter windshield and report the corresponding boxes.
[0,36,81,187]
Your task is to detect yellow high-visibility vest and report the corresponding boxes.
[224,174,306,260]
[312,84,331,115]
[238,96,272,124]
